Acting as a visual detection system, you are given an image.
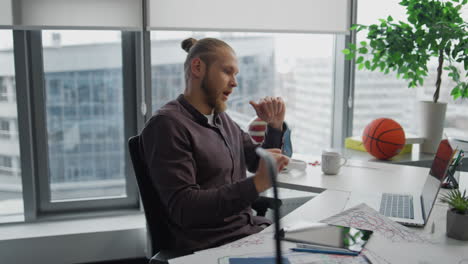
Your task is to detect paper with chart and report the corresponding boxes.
[190,230,275,255]
[170,230,372,264]
[321,203,430,243]
[217,251,370,264]
[319,203,468,263]
[364,233,468,264]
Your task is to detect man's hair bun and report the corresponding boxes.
[181,38,197,52]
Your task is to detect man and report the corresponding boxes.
[140,37,290,252]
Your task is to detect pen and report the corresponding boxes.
[290,247,359,256]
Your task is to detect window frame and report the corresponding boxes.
[12,30,140,218]
[332,0,358,148]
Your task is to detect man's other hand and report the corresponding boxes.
[253,148,289,193]
[249,97,285,131]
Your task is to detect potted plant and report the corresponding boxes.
[440,189,468,240]
[343,0,468,153]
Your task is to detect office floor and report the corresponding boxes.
[83,258,147,264]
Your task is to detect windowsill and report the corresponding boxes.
[0,210,147,264]
[0,209,145,241]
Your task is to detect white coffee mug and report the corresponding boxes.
[321,151,347,175]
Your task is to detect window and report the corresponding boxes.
[150,32,335,152]
[0,30,23,223]
[0,119,9,139]
[0,155,12,168]
[353,0,468,139]
[42,30,128,202]
[0,78,8,101]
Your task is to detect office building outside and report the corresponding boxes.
[0,34,467,221]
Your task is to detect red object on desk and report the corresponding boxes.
[362,118,406,160]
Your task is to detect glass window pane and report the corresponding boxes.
[150,32,335,153]
[42,30,126,201]
[0,30,24,223]
[353,0,468,139]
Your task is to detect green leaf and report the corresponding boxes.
[342,49,351,55]
[356,25,367,32]
[365,61,371,69]
[360,41,367,47]
[350,24,359,30]
[349,43,357,50]
[345,53,355,60]
[359,47,369,54]
[418,77,424,86]
[451,86,460,96]
[387,15,394,22]
[356,56,364,64]
[379,61,386,71]
[358,63,365,70]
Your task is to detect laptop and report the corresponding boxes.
[344,139,454,226]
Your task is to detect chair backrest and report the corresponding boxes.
[128,135,173,255]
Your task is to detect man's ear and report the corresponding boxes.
[191,58,206,79]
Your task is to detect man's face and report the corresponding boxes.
[200,49,239,113]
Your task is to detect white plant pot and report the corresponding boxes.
[419,101,447,153]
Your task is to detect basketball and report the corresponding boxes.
[362,118,406,160]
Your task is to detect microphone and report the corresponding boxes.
[255,148,283,264]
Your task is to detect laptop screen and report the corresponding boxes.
[421,139,454,221]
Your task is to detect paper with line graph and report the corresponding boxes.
[321,203,430,243]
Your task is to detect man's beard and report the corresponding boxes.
[201,75,227,113]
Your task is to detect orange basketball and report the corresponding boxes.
[362,118,406,160]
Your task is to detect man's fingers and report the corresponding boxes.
[249,100,259,109]
[277,156,290,171]
[250,101,265,117]
[265,97,274,118]
[272,98,278,115]
[260,103,270,119]
[276,97,283,115]
[278,101,284,116]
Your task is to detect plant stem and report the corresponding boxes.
[434,49,444,103]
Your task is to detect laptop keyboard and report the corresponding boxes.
[379,193,414,219]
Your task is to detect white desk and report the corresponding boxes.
[170,159,468,264]
[277,157,434,194]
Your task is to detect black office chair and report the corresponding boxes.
[128,135,281,263]
[128,135,190,264]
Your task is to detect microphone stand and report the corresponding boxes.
[255,148,283,264]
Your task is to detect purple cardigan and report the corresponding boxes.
[140,94,285,251]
